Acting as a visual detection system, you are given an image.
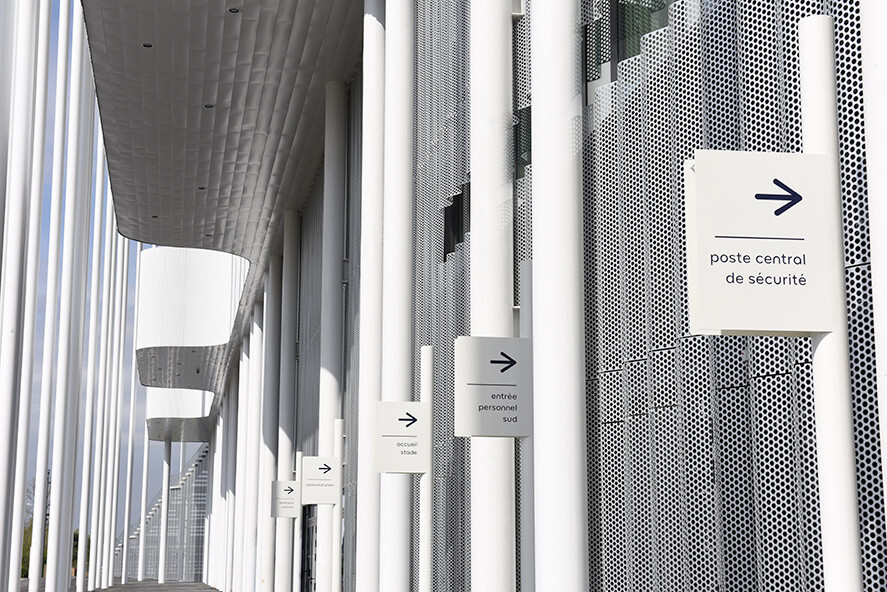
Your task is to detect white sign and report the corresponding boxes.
[375,401,431,474]
[685,150,842,336]
[454,336,532,437]
[300,456,341,505]
[271,480,302,519]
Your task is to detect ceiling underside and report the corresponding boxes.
[82,0,362,418]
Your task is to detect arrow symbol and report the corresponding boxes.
[284,486,294,494]
[398,412,418,428]
[320,463,332,474]
[490,352,517,373]
[755,178,803,216]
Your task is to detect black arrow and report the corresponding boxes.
[399,412,418,428]
[490,351,517,373]
[755,178,803,216]
[284,486,294,494]
[320,464,332,474]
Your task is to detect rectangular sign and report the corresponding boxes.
[271,480,302,519]
[375,401,431,474]
[300,456,342,506]
[686,150,842,336]
[454,336,532,437]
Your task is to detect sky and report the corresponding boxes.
[19,0,201,545]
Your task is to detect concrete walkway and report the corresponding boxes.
[19,579,216,592]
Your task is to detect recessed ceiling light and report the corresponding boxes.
[229,8,240,13]
[142,43,153,48]
[204,104,214,109]
[205,233,212,237]
[152,215,158,219]
[198,186,206,190]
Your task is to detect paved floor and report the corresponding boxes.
[19,579,216,592]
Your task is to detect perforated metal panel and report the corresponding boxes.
[401,0,886,590]
[297,178,324,458]
[342,76,363,592]
[115,444,209,583]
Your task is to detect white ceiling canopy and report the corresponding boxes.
[82,0,362,401]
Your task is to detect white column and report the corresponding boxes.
[331,420,345,592]
[137,428,150,581]
[275,212,300,592]
[244,307,265,592]
[530,3,589,590]
[89,194,117,591]
[106,240,129,587]
[799,16,864,592]
[518,260,535,592]
[379,1,414,590]
[469,1,516,591]
[258,259,282,592]
[158,440,172,584]
[858,0,887,513]
[318,80,348,592]
[121,244,143,584]
[418,347,433,592]
[101,235,127,588]
[76,134,107,592]
[355,1,385,590]
[6,0,51,588]
[0,0,40,582]
[45,10,94,590]
[225,370,240,592]
[233,345,250,592]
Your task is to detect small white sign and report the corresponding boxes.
[375,401,431,474]
[686,150,842,336]
[300,456,341,505]
[454,336,532,437]
[271,480,302,519]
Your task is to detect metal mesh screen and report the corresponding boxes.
[342,74,363,592]
[579,0,885,590]
[297,178,324,458]
[116,443,209,583]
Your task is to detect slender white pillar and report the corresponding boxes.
[331,420,345,592]
[275,212,300,592]
[226,370,240,592]
[244,308,265,592]
[518,261,535,592]
[317,80,348,592]
[76,134,107,592]
[158,440,172,584]
[101,235,127,588]
[89,198,117,591]
[379,2,414,590]
[258,259,282,592]
[137,428,149,581]
[355,1,385,590]
[530,3,589,590]
[799,16,864,592]
[106,241,130,587]
[858,0,887,512]
[0,0,40,582]
[7,0,51,587]
[121,244,143,584]
[468,2,516,591]
[45,12,94,590]
[233,345,250,592]
[418,347,433,592]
